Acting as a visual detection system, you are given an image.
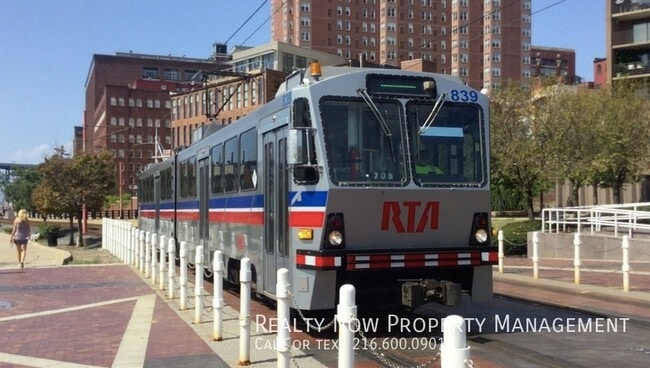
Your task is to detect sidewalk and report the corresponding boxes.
[0,230,71,269]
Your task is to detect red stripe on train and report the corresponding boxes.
[289,212,325,227]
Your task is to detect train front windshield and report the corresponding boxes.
[321,99,407,184]
[321,98,487,187]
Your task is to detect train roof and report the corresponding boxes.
[275,65,470,98]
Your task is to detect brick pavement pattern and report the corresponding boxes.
[0,265,227,368]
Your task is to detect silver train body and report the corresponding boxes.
[139,65,497,311]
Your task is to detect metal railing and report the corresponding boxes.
[542,202,650,239]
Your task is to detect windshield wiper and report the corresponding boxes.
[357,88,396,163]
[419,92,447,134]
[357,89,392,137]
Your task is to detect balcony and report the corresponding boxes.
[613,1,650,20]
[612,29,650,48]
[613,62,650,78]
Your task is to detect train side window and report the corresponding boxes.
[293,98,311,128]
[240,128,257,191]
[290,99,318,184]
[211,143,224,195]
[188,156,196,197]
[224,137,239,193]
[180,160,188,198]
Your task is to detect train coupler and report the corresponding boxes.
[401,279,462,308]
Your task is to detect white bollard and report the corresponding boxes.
[532,231,539,279]
[276,268,291,368]
[574,233,581,285]
[159,235,167,291]
[337,284,356,368]
[622,235,630,292]
[150,233,157,283]
[168,238,176,299]
[102,218,107,251]
[194,245,204,324]
[139,230,146,273]
[498,230,504,273]
[180,241,188,310]
[441,315,471,368]
[132,227,138,267]
[145,232,152,277]
[213,250,224,341]
[239,258,252,366]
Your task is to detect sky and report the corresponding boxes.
[0,0,606,166]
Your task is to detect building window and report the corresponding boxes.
[143,67,159,79]
[110,97,117,106]
[164,68,179,80]
[184,70,197,81]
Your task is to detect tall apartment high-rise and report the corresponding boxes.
[606,0,650,85]
[271,0,532,91]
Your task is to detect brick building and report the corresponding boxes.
[271,0,532,91]
[83,52,220,194]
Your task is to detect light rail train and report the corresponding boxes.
[138,62,497,311]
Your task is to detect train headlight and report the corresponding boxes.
[328,231,344,247]
[469,212,491,246]
[474,229,488,244]
[323,213,346,249]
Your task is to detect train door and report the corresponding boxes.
[263,126,290,295]
[154,172,161,233]
[197,156,210,260]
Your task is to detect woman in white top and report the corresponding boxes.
[10,209,30,269]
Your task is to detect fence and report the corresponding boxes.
[498,229,640,292]
[542,202,650,239]
[102,219,473,368]
[30,210,138,221]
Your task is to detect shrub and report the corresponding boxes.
[497,220,541,256]
[37,222,61,239]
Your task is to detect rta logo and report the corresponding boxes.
[381,201,439,233]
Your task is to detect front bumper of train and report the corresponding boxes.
[295,247,498,271]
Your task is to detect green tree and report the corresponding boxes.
[32,147,116,246]
[1,166,41,212]
[593,83,650,203]
[490,83,552,219]
[541,87,603,206]
[69,150,116,246]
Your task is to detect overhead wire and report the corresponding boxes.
[224,0,269,46]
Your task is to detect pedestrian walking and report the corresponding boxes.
[10,209,30,268]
